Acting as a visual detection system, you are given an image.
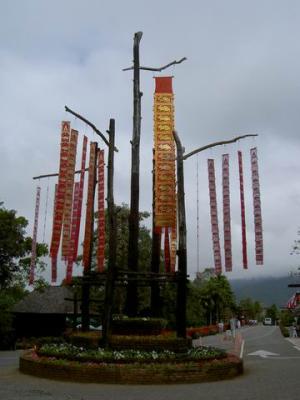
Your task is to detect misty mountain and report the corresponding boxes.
[229,275,299,308]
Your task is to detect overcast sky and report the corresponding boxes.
[1,0,300,283]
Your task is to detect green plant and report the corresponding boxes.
[37,343,226,364]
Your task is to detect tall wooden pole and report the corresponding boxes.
[173,131,187,338]
[102,119,117,346]
[151,150,161,316]
[126,31,143,316]
[82,142,98,331]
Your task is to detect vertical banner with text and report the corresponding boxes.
[50,121,70,282]
[250,147,263,265]
[153,77,177,271]
[62,129,78,259]
[29,186,41,284]
[222,154,232,272]
[97,149,105,272]
[66,182,80,283]
[73,135,88,261]
[208,159,222,275]
[238,151,248,268]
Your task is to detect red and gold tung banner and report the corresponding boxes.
[73,135,88,261]
[250,148,263,265]
[66,182,80,283]
[97,149,105,272]
[208,159,222,275]
[62,129,78,259]
[50,121,70,282]
[51,184,58,282]
[238,151,248,269]
[29,186,41,285]
[222,154,232,272]
[82,142,97,270]
[153,77,176,229]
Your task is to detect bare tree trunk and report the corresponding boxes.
[82,142,98,331]
[102,119,117,346]
[126,31,143,317]
[173,131,187,338]
[151,151,161,316]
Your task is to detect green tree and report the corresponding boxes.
[265,304,279,322]
[0,202,48,289]
[238,298,263,321]
[0,202,48,348]
[198,275,236,324]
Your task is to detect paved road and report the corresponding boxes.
[0,326,299,400]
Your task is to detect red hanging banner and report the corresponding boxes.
[222,154,232,272]
[73,135,88,261]
[82,142,98,270]
[29,186,41,285]
[207,159,222,275]
[50,121,70,282]
[97,149,105,272]
[62,129,78,259]
[238,151,248,269]
[250,148,263,265]
[51,184,58,282]
[66,182,80,283]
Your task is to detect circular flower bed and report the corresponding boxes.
[20,343,243,384]
[36,342,226,364]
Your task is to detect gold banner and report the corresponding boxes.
[154,78,176,228]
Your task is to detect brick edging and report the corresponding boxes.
[20,351,243,384]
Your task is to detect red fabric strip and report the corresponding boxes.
[66,182,80,283]
[155,76,173,93]
[73,135,88,261]
[97,149,105,272]
[238,151,248,269]
[207,159,222,275]
[29,186,41,285]
[62,130,78,259]
[250,148,264,265]
[222,154,232,272]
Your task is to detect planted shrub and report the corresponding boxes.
[111,317,167,336]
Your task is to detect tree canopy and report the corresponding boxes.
[0,202,47,289]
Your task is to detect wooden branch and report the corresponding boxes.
[33,168,89,180]
[64,106,118,152]
[122,57,187,72]
[182,134,258,160]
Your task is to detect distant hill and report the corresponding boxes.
[229,276,299,308]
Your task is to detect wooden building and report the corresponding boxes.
[13,286,75,338]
